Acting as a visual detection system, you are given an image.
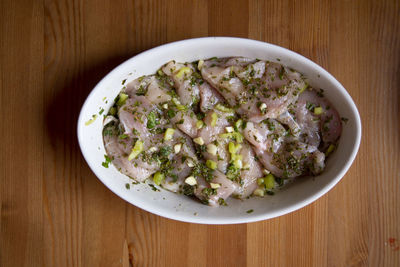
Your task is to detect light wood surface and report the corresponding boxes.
[1,0,399,266]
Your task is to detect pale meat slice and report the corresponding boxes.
[103,132,158,182]
[197,108,233,174]
[112,96,198,183]
[126,74,199,138]
[194,170,238,206]
[168,107,199,138]
[292,89,342,148]
[199,82,224,112]
[253,138,325,178]
[233,144,263,198]
[196,85,263,198]
[161,132,198,192]
[197,109,232,145]
[258,63,306,120]
[243,120,286,152]
[124,75,172,104]
[161,61,200,107]
[201,58,307,123]
[118,97,162,141]
[201,63,245,107]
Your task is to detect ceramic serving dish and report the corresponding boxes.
[77,37,361,224]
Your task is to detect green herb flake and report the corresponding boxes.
[218,198,227,206]
[167,109,176,119]
[125,183,130,189]
[102,154,112,168]
[147,110,159,129]
[118,134,129,139]
[246,209,254,213]
[149,184,160,192]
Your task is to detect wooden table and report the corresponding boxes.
[1,0,399,266]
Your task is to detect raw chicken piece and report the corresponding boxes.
[197,108,233,145]
[199,82,224,112]
[243,120,286,152]
[124,75,172,104]
[103,132,158,182]
[168,107,199,138]
[196,100,263,198]
[161,134,198,192]
[161,61,200,107]
[233,144,263,198]
[118,97,164,141]
[106,94,199,183]
[253,138,325,178]
[194,170,238,206]
[201,58,307,122]
[292,89,342,148]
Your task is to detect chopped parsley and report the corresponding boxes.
[202,187,217,197]
[102,155,112,168]
[306,102,316,111]
[118,134,129,139]
[148,184,160,191]
[167,109,176,119]
[136,85,147,96]
[218,198,227,206]
[182,184,194,196]
[146,110,159,129]
[246,209,254,213]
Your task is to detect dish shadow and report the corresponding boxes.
[45,53,135,177]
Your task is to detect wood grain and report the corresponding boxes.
[1,0,399,266]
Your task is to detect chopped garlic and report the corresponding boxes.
[259,103,267,111]
[253,188,265,197]
[196,120,204,129]
[234,159,243,169]
[187,159,195,167]
[193,137,204,145]
[225,126,234,133]
[206,144,217,155]
[172,98,181,105]
[148,147,157,153]
[162,103,168,109]
[198,60,204,70]
[185,176,197,185]
[263,169,270,175]
[210,183,221,189]
[174,143,182,153]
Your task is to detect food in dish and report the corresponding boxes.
[102,57,342,206]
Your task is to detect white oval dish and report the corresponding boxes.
[77,37,361,224]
